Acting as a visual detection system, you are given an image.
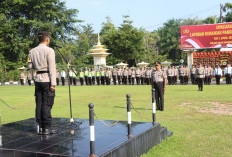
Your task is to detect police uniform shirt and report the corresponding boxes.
[69,71,73,77]
[61,71,66,78]
[128,69,132,76]
[136,69,140,76]
[190,68,196,74]
[145,70,150,78]
[28,44,56,86]
[196,67,205,78]
[20,73,25,79]
[224,67,232,75]
[204,68,209,76]
[113,70,117,76]
[152,69,167,82]
[131,70,136,78]
[106,71,111,77]
[214,68,222,76]
[56,71,60,78]
[27,73,32,80]
[174,68,178,76]
[167,68,174,76]
[179,67,184,76]
[123,70,128,76]
[117,70,122,76]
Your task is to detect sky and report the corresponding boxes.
[65,0,230,33]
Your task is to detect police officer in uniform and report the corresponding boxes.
[61,69,66,86]
[88,69,92,85]
[224,63,232,84]
[128,68,132,85]
[27,71,32,86]
[56,70,60,86]
[84,67,89,85]
[79,69,84,86]
[136,68,140,85]
[214,64,222,85]
[72,69,77,86]
[131,68,135,85]
[20,71,25,85]
[195,63,205,91]
[190,65,196,84]
[204,65,209,85]
[112,67,117,85]
[91,68,96,85]
[117,68,122,85]
[28,31,56,135]
[151,61,167,111]
[167,66,173,85]
[178,65,184,85]
[96,69,100,85]
[100,68,105,85]
[208,65,213,85]
[123,68,128,85]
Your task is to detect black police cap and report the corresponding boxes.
[37,31,50,39]
[154,61,161,66]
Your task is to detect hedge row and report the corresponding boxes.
[0,70,20,82]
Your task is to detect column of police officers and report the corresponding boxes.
[53,63,232,87]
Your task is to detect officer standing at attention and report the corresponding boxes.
[195,63,205,91]
[96,69,100,85]
[68,69,73,85]
[84,67,89,85]
[91,68,96,85]
[128,68,132,85]
[167,66,173,85]
[131,68,136,85]
[190,65,196,85]
[214,64,222,85]
[136,68,141,85]
[112,67,117,85]
[204,65,209,85]
[72,69,77,86]
[28,31,56,135]
[79,69,84,86]
[224,63,232,84]
[117,68,122,85]
[208,65,213,85]
[60,69,66,86]
[88,68,92,85]
[27,71,32,86]
[151,61,167,111]
[178,65,184,85]
[56,70,60,86]
[100,68,105,85]
[20,71,25,85]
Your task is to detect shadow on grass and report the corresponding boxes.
[114,106,152,110]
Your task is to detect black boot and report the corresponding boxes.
[43,128,57,135]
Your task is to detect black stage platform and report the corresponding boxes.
[0,118,172,157]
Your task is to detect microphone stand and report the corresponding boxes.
[54,46,81,129]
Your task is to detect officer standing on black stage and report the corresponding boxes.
[28,31,56,135]
[196,63,205,91]
[151,61,167,111]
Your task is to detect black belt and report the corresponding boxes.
[37,71,49,74]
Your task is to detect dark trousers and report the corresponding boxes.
[197,78,203,91]
[20,79,24,85]
[208,76,212,85]
[96,77,100,85]
[191,74,196,84]
[56,78,59,86]
[28,80,31,86]
[69,77,73,85]
[88,77,92,85]
[80,78,84,86]
[73,77,77,85]
[113,75,117,85]
[141,77,144,85]
[105,77,110,85]
[204,76,208,85]
[179,76,184,84]
[184,76,188,84]
[101,76,105,85]
[85,76,88,85]
[215,75,221,85]
[174,76,177,84]
[123,76,127,85]
[132,77,135,85]
[128,75,132,85]
[117,76,121,85]
[153,82,164,110]
[136,77,140,85]
[61,77,65,86]
[225,74,231,84]
[146,78,150,85]
[168,76,172,85]
[35,82,54,129]
[92,77,95,85]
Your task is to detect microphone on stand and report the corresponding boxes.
[51,43,62,48]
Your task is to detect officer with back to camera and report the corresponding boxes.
[151,61,167,111]
[28,31,56,135]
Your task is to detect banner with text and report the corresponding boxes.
[181,23,232,50]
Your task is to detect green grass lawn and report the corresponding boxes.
[0,85,232,157]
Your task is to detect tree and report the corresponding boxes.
[223,3,232,22]
[0,0,80,70]
[102,16,145,65]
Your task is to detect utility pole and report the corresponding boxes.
[220,4,223,23]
